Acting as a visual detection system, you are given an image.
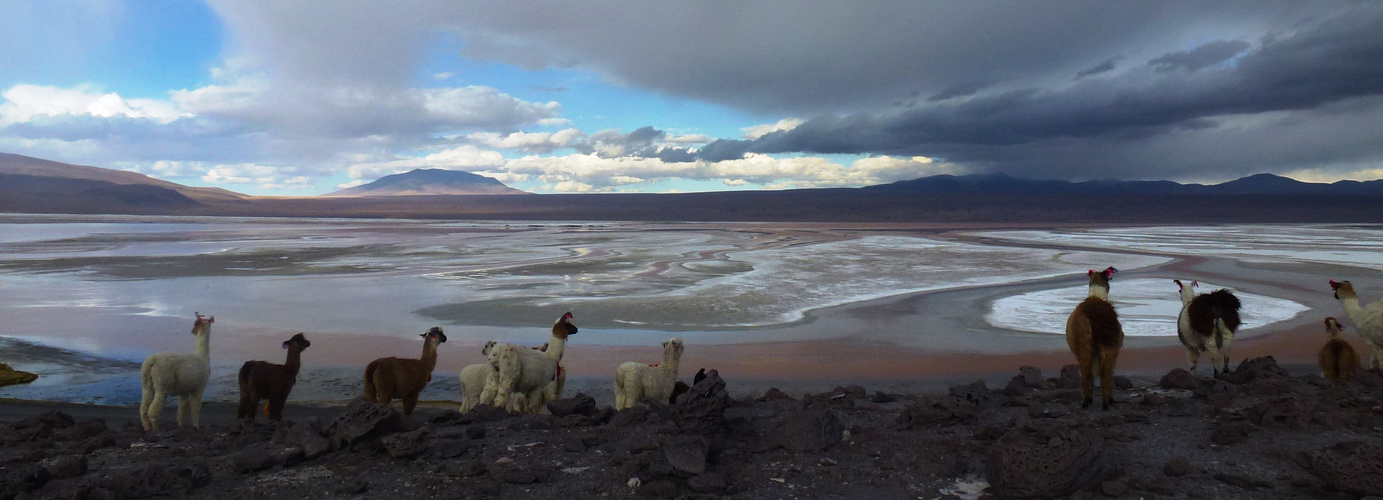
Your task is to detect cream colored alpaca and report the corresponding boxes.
[458,341,499,413]
[139,313,213,431]
[486,312,578,413]
[1331,280,1383,368]
[613,337,685,410]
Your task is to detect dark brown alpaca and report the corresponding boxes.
[363,327,446,416]
[1320,317,1361,380]
[1065,267,1124,410]
[237,333,311,422]
[1185,288,1243,375]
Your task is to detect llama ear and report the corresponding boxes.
[208,316,214,323]
[1192,280,1198,287]
[1087,269,1095,276]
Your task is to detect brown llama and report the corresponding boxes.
[363,327,447,416]
[237,333,311,422]
[1319,317,1361,380]
[1065,267,1124,410]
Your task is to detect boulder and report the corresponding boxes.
[273,418,332,459]
[546,393,598,417]
[0,463,50,499]
[986,420,1108,499]
[324,398,402,449]
[1219,356,1289,385]
[662,436,709,475]
[1159,369,1196,390]
[97,461,212,498]
[1308,441,1383,497]
[949,380,1001,407]
[42,454,88,479]
[1163,457,1192,477]
[894,395,978,429]
[231,447,276,473]
[1018,366,1043,386]
[669,369,729,434]
[772,408,845,451]
[380,428,431,459]
[1251,397,1315,430]
[758,388,794,401]
[1057,364,1081,389]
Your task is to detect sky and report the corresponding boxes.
[1,1,1381,196]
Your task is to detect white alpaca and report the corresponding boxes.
[613,337,685,410]
[1331,280,1383,368]
[458,341,499,413]
[139,313,213,431]
[485,312,578,413]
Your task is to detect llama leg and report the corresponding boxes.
[190,389,204,428]
[1185,348,1200,373]
[1078,358,1094,409]
[1100,349,1118,410]
[268,397,286,422]
[140,385,155,431]
[177,396,190,427]
[148,391,167,432]
[1220,344,1231,374]
[402,392,419,416]
[238,390,254,421]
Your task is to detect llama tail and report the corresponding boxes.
[140,358,155,388]
[362,361,379,402]
[237,362,253,391]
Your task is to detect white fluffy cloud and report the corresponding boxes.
[741,118,804,139]
[458,151,958,193]
[0,84,186,126]
[345,145,507,180]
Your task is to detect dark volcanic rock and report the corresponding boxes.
[0,463,49,499]
[56,419,106,441]
[1251,397,1314,430]
[687,472,727,493]
[662,436,709,475]
[1211,423,1250,446]
[42,454,88,479]
[325,398,402,449]
[273,418,332,459]
[381,428,431,459]
[97,461,212,498]
[1308,440,1383,496]
[546,393,598,417]
[894,395,978,429]
[986,420,1108,499]
[669,369,729,433]
[335,479,369,494]
[1164,457,1192,477]
[1219,356,1289,385]
[430,437,470,459]
[949,380,1000,407]
[1058,364,1081,389]
[1018,366,1043,386]
[611,406,650,428]
[1160,369,1197,390]
[758,388,794,401]
[458,404,515,424]
[231,447,276,473]
[772,408,845,451]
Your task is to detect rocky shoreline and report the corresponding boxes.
[4,358,1383,499]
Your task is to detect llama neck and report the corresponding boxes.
[546,335,568,360]
[194,330,210,358]
[1089,284,1109,300]
[1179,287,1194,305]
[420,341,439,371]
[284,348,303,376]
[1341,296,1364,322]
[660,349,682,373]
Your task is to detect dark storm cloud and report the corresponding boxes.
[1075,57,1121,79]
[1148,40,1251,72]
[927,80,995,102]
[692,5,1383,179]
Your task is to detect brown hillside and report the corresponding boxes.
[0,152,248,203]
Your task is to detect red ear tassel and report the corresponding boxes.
[1087,269,1095,276]
[1192,280,1199,287]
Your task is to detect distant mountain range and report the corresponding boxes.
[324,168,526,196]
[4,151,1383,222]
[865,172,1383,195]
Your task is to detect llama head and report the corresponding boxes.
[1324,317,1344,336]
[481,340,497,355]
[554,312,578,338]
[1330,279,1355,300]
[421,326,447,343]
[283,332,311,351]
[662,337,685,356]
[1173,279,1200,292]
[192,312,214,335]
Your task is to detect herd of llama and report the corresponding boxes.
[134,274,1383,431]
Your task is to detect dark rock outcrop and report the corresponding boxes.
[324,398,402,450]
[894,395,977,429]
[772,408,844,451]
[987,419,1108,499]
[1307,441,1383,496]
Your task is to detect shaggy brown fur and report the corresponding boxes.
[363,327,446,416]
[237,333,311,422]
[1320,317,1361,380]
[1066,268,1124,410]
